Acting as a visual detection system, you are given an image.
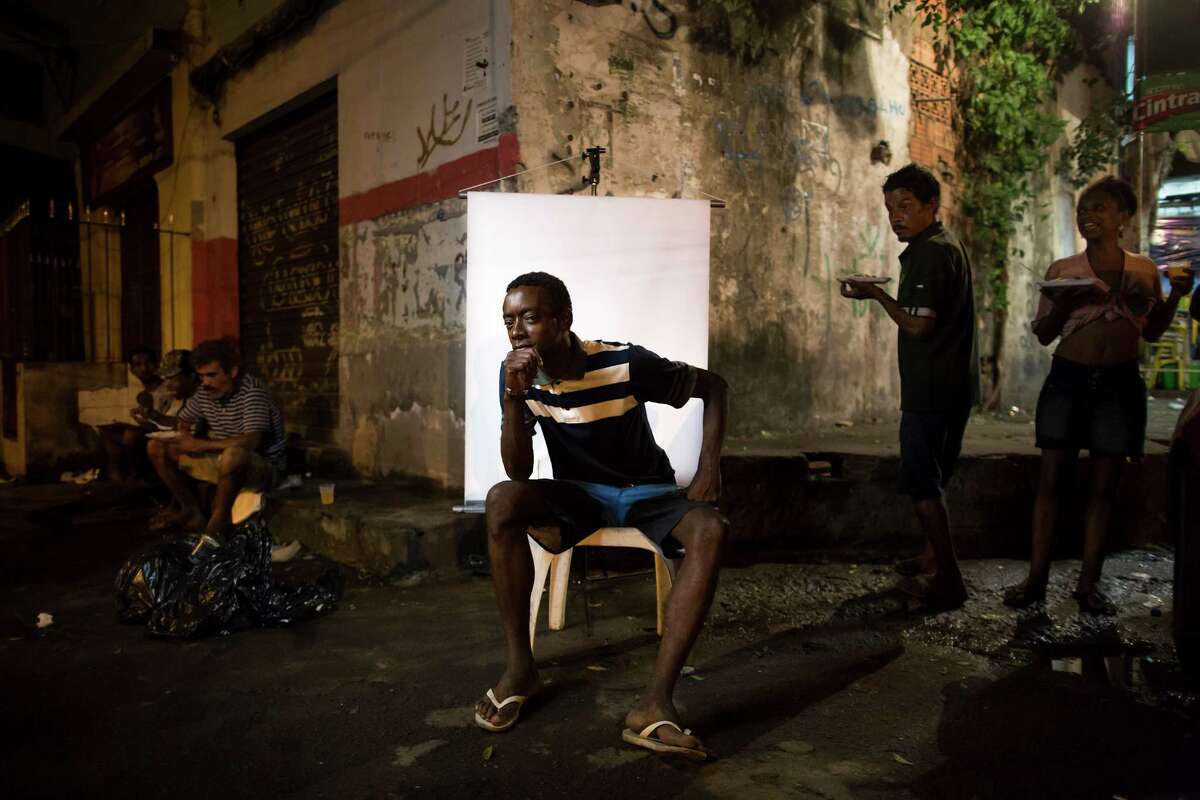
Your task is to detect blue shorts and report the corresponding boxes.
[523,479,714,558]
[898,405,972,499]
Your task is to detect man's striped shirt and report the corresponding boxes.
[179,373,287,469]
[500,336,696,486]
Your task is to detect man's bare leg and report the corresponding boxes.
[624,507,729,751]
[910,496,968,608]
[99,425,128,482]
[147,440,205,529]
[475,481,549,727]
[205,447,254,539]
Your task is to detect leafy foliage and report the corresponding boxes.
[1059,94,1129,189]
[891,0,1100,310]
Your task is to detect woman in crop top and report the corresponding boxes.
[1004,176,1192,615]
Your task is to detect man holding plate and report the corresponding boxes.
[839,163,980,610]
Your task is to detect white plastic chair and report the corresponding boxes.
[528,527,681,649]
[231,490,264,525]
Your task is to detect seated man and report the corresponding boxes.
[147,339,286,551]
[133,350,199,432]
[99,346,165,482]
[473,272,730,761]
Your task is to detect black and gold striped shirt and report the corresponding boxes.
[499,335,696,486]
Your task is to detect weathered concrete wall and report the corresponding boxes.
[1,362,128,479]
[509,1,914,435]
[339,198,469,485]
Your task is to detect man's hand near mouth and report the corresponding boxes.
[504,345,542,397]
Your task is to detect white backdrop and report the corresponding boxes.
[463,192,711,504]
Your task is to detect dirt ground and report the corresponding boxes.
[1,482,1197,799]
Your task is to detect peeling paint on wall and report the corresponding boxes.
[342,205,468,339]
[338,198,469,485]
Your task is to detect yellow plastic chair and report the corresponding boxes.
[1145,320,1188,389]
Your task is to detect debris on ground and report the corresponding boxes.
[115,517,343,638]
[59,469,99,485]
[270,540,303,563]
[35,612,54,629]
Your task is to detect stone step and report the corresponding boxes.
[263,449,1172,577]
[266,482,484,578]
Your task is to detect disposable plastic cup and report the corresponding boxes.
[319,483,335,505]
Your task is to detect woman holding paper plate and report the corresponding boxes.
[1004,176,1193,614]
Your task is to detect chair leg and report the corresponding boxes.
[528,537,554,649]
[548,547,574,631]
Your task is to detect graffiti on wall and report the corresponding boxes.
[715,115,843,198]
[416,94,474,169]
[800,80,907,117]
[714,117,762,164]
[574,0,678,39]
[794,119,842,195]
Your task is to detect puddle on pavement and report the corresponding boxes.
[1015,644,1200,713]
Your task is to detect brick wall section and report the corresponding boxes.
[907,26,960,226]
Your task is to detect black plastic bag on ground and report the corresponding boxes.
[115,516,342,638]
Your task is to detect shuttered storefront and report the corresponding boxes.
[236,90,338,443]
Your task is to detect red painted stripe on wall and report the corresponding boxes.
[191,237,240,344]
[339,132,521,225]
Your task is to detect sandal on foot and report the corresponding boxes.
[622,720,710,761]
[1003,582,1047,609]
[1073,589,1117,616]
[474,688,528,733]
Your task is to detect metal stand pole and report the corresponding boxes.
[169,228,175,348]
[103,220,111,361]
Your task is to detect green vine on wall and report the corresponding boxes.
[891,0,1100,313]
[1059,94,1130,189]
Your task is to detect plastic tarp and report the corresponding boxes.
[116,517,342,638]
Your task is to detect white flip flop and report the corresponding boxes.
[621,720,710,761]
[473,688,529,732]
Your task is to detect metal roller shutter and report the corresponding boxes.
[236,90,338,443]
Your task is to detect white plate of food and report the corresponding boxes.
[146,430,181,440]
[836,274,892,284]
[1036,277,1104,291]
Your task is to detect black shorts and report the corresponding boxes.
[1035,356,1146,456]
[898,405,972,499]
[521,479,715,558]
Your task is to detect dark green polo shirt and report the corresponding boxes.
[895,222,981,412]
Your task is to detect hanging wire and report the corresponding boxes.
[457,154,578,196]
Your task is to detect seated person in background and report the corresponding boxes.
[99,346,165,482]
[143,350,201,529]
[133,350,198,431]
[473,272,730,761]
[147,339,286,553]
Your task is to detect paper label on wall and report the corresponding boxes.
[463,30,491,94]
[476,96,498,144]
